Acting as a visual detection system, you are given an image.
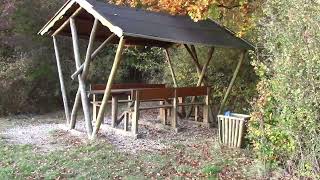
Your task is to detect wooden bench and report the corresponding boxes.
[90,83,166,122]
[129,86,211,135]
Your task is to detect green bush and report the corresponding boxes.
[248,0,320,178]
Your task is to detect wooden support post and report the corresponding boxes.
[124,112,129,131]
[111,96,118,128]
[71,34,116,80]
[92,36,126,139]
[69,18,99,130]
[69,18,93,136]
[218,51,247,115]
[178,97,186,118]
[194,105,199,122]
[203,87,211,124]
[52,36,70,124]
[159,101,168,125]
[92,94,96,122]
[132,91,140,135]
[164,48,178,87]
[172,90,178,129]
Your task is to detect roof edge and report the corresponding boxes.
[38,0,74,35]
[38,0,123,37]
[208,18,255,50]
[75,0,123,37]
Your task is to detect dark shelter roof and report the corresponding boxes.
[39,0,254,49]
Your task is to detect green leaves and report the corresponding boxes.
[248,0,320,178]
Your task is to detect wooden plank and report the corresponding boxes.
[218,116,222,143]
[91,99,132,105]
[231,118,236,147]
[221,117,225,144]
[91,83,166,91]
[225,118,229,145]
[228,118,232,146]
[138,105,173,110]
[177,102,204,106]
[237,120,244,148]
[234,119,239,147]
[70,18,93,136]
[92,36,126,139]
[52,36,70,124]
[135,88,175,101]
[175,86,208,97]
[218,51,247,115]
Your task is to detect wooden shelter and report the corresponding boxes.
[39,0,254,139]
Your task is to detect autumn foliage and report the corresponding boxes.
[108,0,253,22]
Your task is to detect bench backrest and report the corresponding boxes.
[90,83,166,91]
[133,86,210,101]
[176,86,209,97]
[134,88,175,101]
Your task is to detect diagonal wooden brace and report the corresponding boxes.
[70,33,116,128]
[186,47,215,119]
[70,18,99,130]
[218,51,247,115]
[91,36,126,139]
[164,48,178,88]
[69,18,98,136]
[71,33,116,80]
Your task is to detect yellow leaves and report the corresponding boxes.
[108,0,256,35]
[109,0,214,19]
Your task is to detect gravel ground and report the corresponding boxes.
[0,110,217,153]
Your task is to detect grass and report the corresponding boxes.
[0,114,268,179]
[0,138,267,179]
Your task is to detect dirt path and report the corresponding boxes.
[0,110,217,154]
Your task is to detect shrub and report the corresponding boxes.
[248,0,320,178]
